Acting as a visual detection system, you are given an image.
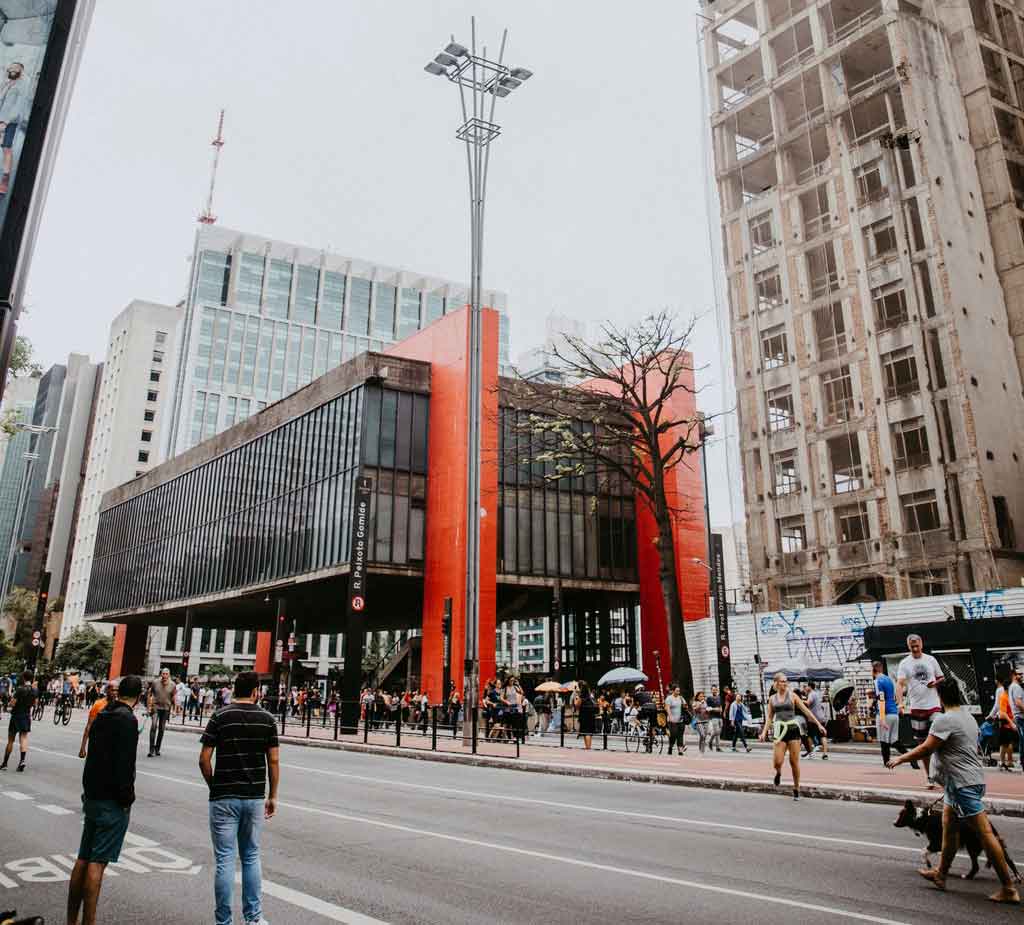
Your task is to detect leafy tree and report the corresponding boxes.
[53,626,113,678]
[504,311,710,695]
[7,335,42,379]
[4,586,39,657]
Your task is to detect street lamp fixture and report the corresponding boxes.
[691,557,712,572]
[424,18,532,742]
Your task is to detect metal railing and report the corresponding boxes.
[827,6,883,46]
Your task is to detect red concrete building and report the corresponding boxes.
[98,306,710,697]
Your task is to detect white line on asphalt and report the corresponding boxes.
[110,763,906,925]
[37,804,73,815]
[278,760,924,856]
[144,739,929,856]
[239,874,389,924]
[1,791,33,800]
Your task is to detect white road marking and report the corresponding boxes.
[145,739,932,857]
[241,874,389,924]
[37,803,73,815]
[122,765,905,924]
[1,791,33,801]
[279,761,924,856]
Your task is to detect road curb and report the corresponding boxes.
[164,723,1024,818]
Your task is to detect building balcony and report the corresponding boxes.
[825,4,883,47]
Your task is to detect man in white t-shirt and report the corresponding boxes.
[896,633,944,784]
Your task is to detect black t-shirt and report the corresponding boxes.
[201,702,278,801]
[11,684,35,716]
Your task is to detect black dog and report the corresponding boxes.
[894,799,1021,881]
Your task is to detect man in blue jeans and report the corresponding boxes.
[200,670,280,925]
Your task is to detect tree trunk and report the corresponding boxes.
[654,497,692,699]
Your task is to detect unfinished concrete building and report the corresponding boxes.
[702,0,1024,608]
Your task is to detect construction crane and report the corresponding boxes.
[197,109,225,225]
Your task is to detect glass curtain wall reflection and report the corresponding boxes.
[497,407,637,582]
[87,387,367,613]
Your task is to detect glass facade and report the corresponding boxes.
[87,386,429,615]
[497,407,637,582]
[172,237,508,457]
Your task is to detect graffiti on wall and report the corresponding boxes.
[760,610,804,637]
[958,589,1005,620]
[784,633,865,663]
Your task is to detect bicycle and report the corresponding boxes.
[30,699,43,722]
[624,718,666,754]
[53,696,72,726]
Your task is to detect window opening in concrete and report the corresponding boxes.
[766,0,809,31]
[722,95,775,164]
[949,475,967,539]
[1007,159,1024,210]
[771,16,814,77]
[749,211,776,255]
[901,489,940,532]
[854,160,885,205]
[762,324,788,369]
[721,152,777,211]
[828,434,863,493]
[712,4,758,65]
[718,44,767,111]
[882,346,919,399]
[785,125,829,185]
[908,569,949,597]
[970,0,995,40]
[807,241,839,299]
[891,416,929,471]
[755,266,784,310]
[778,68,825,134]
[822,365,854,424]
[916,262,936,317]
[996,6,1022,56]
[934,399,955,462]
[778,515,807,553]
[836,502,870,543]
[823,0,883,45]
[814,302,846,360]
[898,145,916,188]
[995,108,1023,156]
[994,495,1016,548]
[873,285,908,331]
[982,47,1011,104]
[780,583,814,608]
[905,198,926,252]
[772,449,800,496]
[864,218,898,262]
[800,183,831,240]
[927,330,947,389]
[837,28,895,98]
[767,386,795,432]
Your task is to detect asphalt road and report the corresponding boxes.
[1,712,1022,924]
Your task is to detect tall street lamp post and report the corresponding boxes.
[424,20,532,741]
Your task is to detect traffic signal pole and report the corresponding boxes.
[28,570,50,677]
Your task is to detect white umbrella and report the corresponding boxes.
[597,667,649,687]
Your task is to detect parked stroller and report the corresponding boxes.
[979,718,999,767]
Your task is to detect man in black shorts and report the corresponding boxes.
[1,670,36,772]
[67,674,141,925]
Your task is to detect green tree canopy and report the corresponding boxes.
[53,626,113,678]
[7,335,42,378]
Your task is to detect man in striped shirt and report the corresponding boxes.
[199,670,279,925]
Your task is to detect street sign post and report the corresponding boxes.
[710,533,732,688]
[342,474,373,730]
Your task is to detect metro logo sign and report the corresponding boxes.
[347,475,372,616]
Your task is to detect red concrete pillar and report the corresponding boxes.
[386,305,499,702]
[253,631,273,675]
[109,623,147,678]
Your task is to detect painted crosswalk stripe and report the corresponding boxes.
[1,791,32,800]
[241,875,389,924]
[38,804,73,815]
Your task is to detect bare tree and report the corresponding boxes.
[501,310,709,695]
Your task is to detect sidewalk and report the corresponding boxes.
[165,719,1024,817]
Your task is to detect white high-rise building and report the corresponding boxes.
[166,224,510,457]
[61,300,181,637]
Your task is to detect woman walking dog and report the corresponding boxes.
[760,672,827,801]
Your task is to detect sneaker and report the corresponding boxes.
[147,751,154,758]
[821,754,829,761]
[773,770,781,786]
[745,747,753,754]
[793,790,799,801]
[16,762,24,772]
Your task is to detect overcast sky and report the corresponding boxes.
[20,1,741,526]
